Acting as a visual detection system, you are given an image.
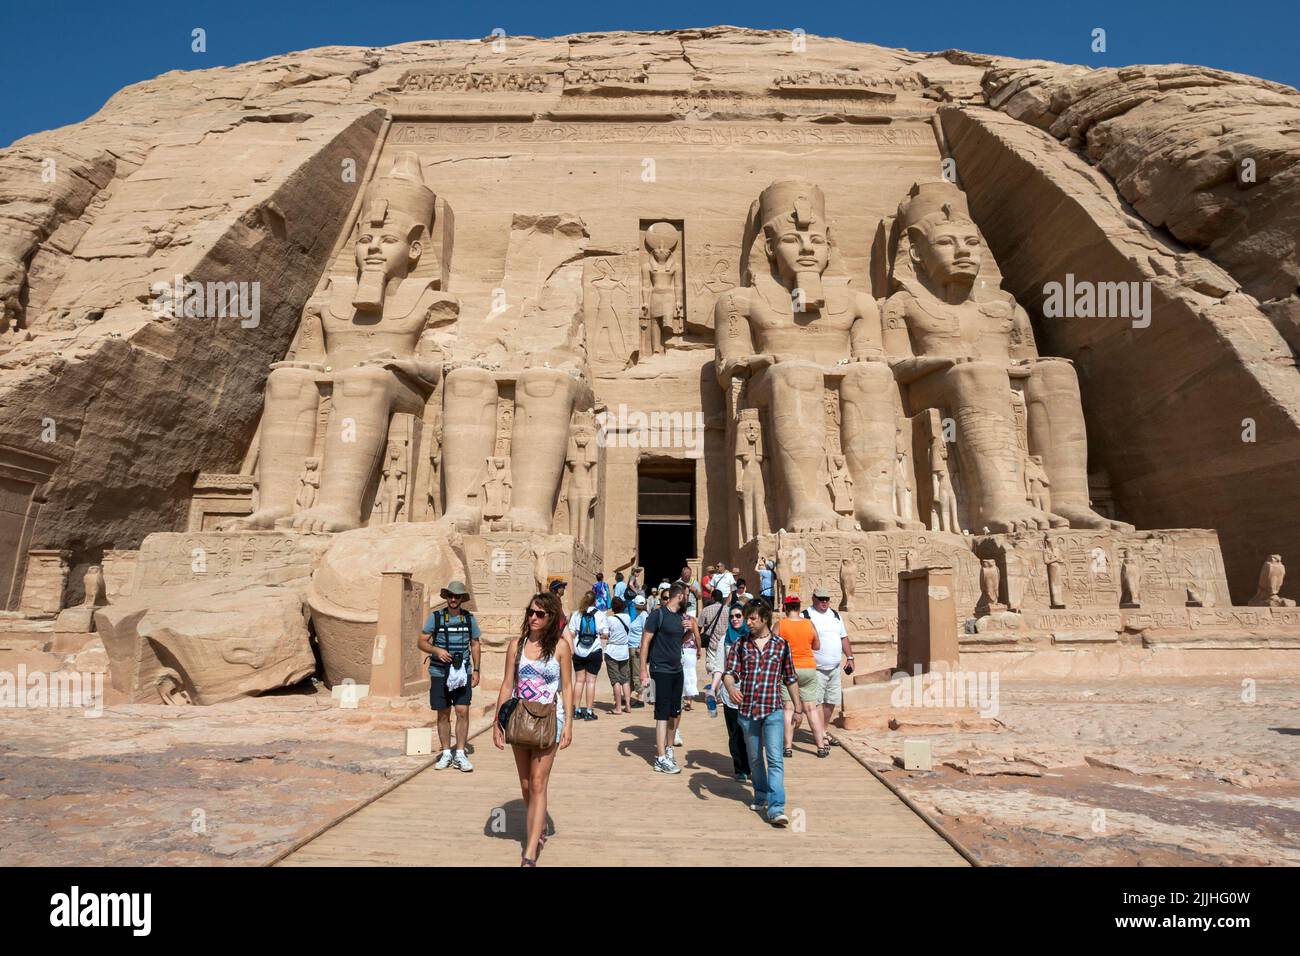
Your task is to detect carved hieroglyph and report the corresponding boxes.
[883,180,1133,535]
[715,180,907,535]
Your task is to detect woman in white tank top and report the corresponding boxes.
[492,591,574,867]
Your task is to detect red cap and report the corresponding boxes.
[783,595,801,606]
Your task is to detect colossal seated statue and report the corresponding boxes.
[228,153,449,533]
[883,181,1132,534]
[714,180,913,534]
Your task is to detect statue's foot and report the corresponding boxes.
[502,509,551,534]
[788,506,841,533]
[1052,504,1134,532]
[434,506,481,534]
[290,505,359,534]
[977,503,1056,534]
[220,506,290,531]
[854,503,922,532]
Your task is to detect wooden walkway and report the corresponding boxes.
[278,702,966,867]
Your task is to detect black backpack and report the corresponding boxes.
[802,608,840,621]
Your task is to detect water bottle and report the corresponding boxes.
[706,688,719,718]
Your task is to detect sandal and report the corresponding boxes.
[783,747,793,758]
[817,746,830,758]
[520,856,536,867]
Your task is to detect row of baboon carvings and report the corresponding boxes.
[218,152,1159,557]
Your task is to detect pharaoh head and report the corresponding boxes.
[645,222,681,263]
[353,152,437,310]
[898,181,984,292]
[756,179,830,308]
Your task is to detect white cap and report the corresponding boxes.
[634,595,646,606]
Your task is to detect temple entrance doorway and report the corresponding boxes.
[636,461,696,593]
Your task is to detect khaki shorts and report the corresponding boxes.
[796,668,819,703]
[606,656,632,686]
[814,666,842,705]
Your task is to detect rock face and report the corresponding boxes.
[1,28,1297,702]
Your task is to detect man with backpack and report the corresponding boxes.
[803,585,854,749]
[418,580,481,772]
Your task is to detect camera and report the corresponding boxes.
[451,652,464,668]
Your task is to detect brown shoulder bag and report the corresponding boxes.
[504,636,558,749]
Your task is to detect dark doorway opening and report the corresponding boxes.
[637,461,696,593]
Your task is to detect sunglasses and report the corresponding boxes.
[525,608,549,619]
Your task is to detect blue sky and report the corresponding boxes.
[3,0,1296,147]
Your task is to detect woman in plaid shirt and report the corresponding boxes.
[722,599,799,827]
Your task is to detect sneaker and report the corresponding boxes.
[673,729,683,747]
[736,773,749,782]
[434,750,453,770]
[586,709,598,721]
[452,751,474,772]
[748,801,767,812]
[653,756,682,774]
[665,745,674,764]
[770,812,790,828]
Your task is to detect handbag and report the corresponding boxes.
[502,636,557,749]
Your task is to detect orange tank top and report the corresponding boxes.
[777,618,817,669]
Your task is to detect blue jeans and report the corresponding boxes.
[739,709,786,819]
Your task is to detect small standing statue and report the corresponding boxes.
[839,557,857,612]
[735,412,768,543]
[1119,548,1142,608]
[1043,535,1066,608]
[1249,554,1292,607]
[566,421,598,544]
[1024,454,1051,513]
[893,447,914,525]
[481,456,513,524]
[427,422,443,519]
[380,445,406,524]
[295,457,320,512]
[978,558,1004,613]
[640,221,683,356]
[531,540,549,595]
[826,453,854,516]
[930,436,961,533]
[80,565,106,608]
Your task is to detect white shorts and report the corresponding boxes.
[681,648,698,697]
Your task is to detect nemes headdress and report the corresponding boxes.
[361,152,436,238]
[896,180,974,234]
[757,179,828,234]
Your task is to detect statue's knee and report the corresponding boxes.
[517,366,575,402]
[267,366,316,400]
[841,360,892,397]
[1031,358,1079,394]
[948,361,1004,395]
[336,365,390,398]
[446,365,496,398]
[768,362,822,392]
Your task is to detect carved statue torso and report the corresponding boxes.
[736,276,858,367]
[888,286,1023,363]
[303,276,443,375]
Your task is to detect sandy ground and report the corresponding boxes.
[839,678,1300,866]
[0,683,470,866]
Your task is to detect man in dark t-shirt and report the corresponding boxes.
[640,582,688,774]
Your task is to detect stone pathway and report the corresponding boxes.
[277,703,966,867]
